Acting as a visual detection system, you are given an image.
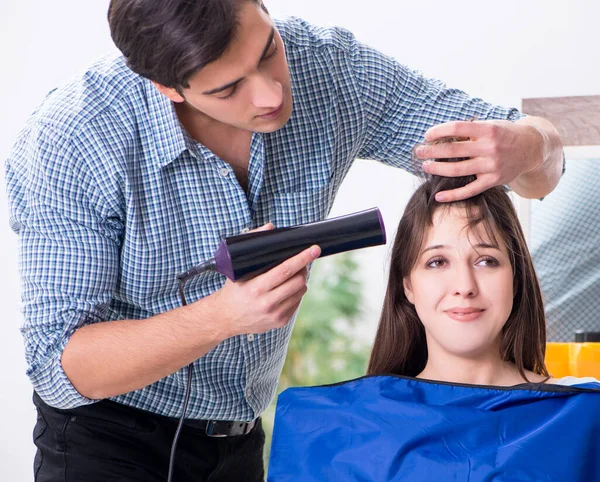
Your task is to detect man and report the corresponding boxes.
[5,0,563,480]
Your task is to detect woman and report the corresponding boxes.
[268,140,600,482]
[368,152,596,387]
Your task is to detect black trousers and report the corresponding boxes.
[32,392,265,482]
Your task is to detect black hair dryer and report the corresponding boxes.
[178,207,386,282]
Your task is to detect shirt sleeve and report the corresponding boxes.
[6,123,124,409]
[348,39,523,171]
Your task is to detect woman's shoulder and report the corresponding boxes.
[547,376,600,387]
[520,370,600,387]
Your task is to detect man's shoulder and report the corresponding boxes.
[276,16,359,56]
[30,53,146,141]
[7,54,152,186]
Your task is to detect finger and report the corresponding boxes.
[260,245,321,292]
[266,270,308,305]
[434,177,493,202]
[422,158,487,178]
[415,141,484,161]
[278,304,303,327]
[248,223,274,233]
[275,290,308,327]
[259,276,307,327]
[424,121,487,142]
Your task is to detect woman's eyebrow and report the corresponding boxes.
[420,242,500,255]
[473,243,500,250]
[421,244,446,254]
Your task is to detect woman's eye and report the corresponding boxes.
[477,257,499,267]
[426,257,446,268]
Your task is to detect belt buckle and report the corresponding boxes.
[205,420,228,438]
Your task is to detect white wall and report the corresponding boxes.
[1,1,598,479]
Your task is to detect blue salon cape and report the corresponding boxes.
[268,375,600,481]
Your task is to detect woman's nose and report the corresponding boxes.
[453,265,478,298]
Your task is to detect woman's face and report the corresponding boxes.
[403,206,514,359]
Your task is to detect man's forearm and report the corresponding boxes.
[509,116,564,199]
[61,294,227,400]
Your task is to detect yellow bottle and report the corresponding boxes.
[545,332,600,378]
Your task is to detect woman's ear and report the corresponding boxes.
[403,277,415,304]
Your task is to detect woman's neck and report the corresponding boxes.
[417,346,526,386]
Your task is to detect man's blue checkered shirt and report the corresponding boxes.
[5,17,521,420]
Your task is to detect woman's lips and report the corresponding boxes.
[445,308,485,322]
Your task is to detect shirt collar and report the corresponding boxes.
[143,80,189,169]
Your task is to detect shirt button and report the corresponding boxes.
[247,387,253,397]
[240,227,250,234]
[247,334,255,342]
[219,167,229,177]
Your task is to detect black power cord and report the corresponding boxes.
[166,272,208,482]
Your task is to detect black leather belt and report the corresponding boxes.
[182,418,258,437]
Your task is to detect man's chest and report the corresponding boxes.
[200,132,252,192]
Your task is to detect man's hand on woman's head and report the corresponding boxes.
[414,119,557,202]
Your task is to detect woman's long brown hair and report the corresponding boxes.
[367,144,548,380]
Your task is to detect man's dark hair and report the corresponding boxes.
[108,0,263,91]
